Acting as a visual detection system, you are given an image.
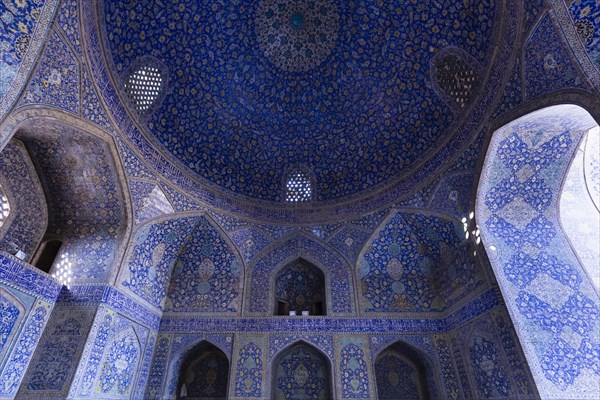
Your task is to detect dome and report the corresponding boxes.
[101,0,499,208]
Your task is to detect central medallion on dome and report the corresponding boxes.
[255,0,339,72]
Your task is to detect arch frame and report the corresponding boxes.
[93,324,143,398]
[475,101,600,398]
[0,106,133,285]
[173,339,231,400]
[244,231,356,317]
[272,257,327,316]
[268,339,335,400]
[372,338,442,400]
[117,210,246,315]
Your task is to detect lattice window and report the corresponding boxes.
[124,65,163,112]
[0,186,10,228]
[434,53,478,108]
[285,169,312,202]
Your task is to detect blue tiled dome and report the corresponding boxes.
[102,0,498,203]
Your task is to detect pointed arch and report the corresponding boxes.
[174,340,230,400]
[374,340,440,400]
[357,208,485,314]
[274,259,326,316]
[270,340,333,400]
[0,107,132,284]
[118,211,245,314]
[477,103,600,398]
[94,325,142,397]
[245,232,356,316]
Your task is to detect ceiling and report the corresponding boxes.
[102,0,499,203]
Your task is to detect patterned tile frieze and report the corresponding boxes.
[0,253,61,303]
[55,285,107,305]
[50,284,161,330]
[158,316,445,334]
[443,287,502,330]
[101,286,161,330]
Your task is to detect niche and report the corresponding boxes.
[375,341,432,400]
[272,342,332,400]
[275,259,325,316]
[31,239,62,274]
[177,341,229,400]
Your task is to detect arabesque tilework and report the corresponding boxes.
[102,0,498,201]
[477,105,599,399]
[0,140,47,260]
[0,0,597,398]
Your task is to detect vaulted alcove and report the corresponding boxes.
[0,115,129,285]
[271,342,332,400]
[177,341,229,400]
[274,259,326,316]
[374,341,436,400]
